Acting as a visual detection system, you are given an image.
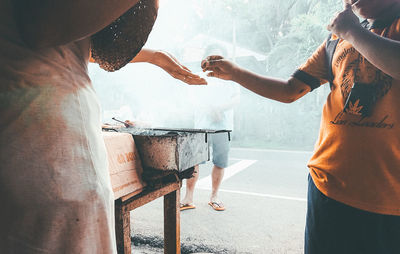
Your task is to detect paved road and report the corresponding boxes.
[131,148,312,254]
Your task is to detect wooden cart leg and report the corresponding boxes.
[164,189,181,254]
[115,201,131,254]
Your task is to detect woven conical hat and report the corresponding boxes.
[91,0,158,72]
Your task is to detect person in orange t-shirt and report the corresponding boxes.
[201,0,400,253]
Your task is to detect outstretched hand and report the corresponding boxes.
[201,55,239,81]
[155,51,207,85]
[327,2,360,40]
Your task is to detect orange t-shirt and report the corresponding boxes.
[295,17,400,215]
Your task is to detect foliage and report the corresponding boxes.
[92,0,343,150]
[195,0,342,149]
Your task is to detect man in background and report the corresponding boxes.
[181,44,240,211]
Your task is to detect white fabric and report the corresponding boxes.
[0,0,116,253]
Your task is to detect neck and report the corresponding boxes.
[367,3,400,23]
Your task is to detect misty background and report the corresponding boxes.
[89,0,342,151]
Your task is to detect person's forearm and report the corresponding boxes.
[89,48,155,64]
[130,49,172,69]
[129,48,157,64]
[95,48,166,67]
[231,68,309,103]
[346,27,400,80]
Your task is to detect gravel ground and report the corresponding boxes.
[129,149,309,254]
[132,234,237,254]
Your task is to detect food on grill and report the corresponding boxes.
[124,120,135,127]
[91,0,158,72]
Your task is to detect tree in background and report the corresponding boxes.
[191,0,341,149]
[91,0,342,150]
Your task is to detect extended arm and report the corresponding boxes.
[201,56,311,103]
[233,68,311,103]
[90,49,207,85]
[14,0,142,48]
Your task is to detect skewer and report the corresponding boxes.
[112,117,134,127]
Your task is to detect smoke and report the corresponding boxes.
[90,0,339,150]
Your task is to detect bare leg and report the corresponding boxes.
[210,165,225,203]
[181,165,199,205]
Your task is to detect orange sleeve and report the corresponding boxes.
[292,42,330,91]
[89,50,95,63]
[390,18,400,41]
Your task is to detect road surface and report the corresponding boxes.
[130,147,312,254]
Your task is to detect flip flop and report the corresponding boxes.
[208,201,225,211]
[180,203,196,211]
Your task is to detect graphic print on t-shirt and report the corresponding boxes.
[336,47,393,117]
[302,17,400,216]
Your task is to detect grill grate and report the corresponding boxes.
[110,117,232,142]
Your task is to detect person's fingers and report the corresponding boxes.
[203,60,225,70]
[189,78,207,85]
[201,61,211,70]
[202,66,219,72]
[206,71,217,78]
[182,76,207,85]
[327,11,339,32]
[202,55,223,68]
[124,120,134,127]
[174,71,207,85]
[177,70,194,78]
[183,71,204,80]
[206,55,224,61]
[343,2,352,10]
[174,66,200,77]
[172,59,191,72]
[198,78,207,85]
[207,60,220,67]
[185,75,206,84]
[327,24,332,31]
[206,71,223,79]
[163,52,194,72]
[201,59,207,69]
[171,61,189,72]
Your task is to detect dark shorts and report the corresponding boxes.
[305,174,400,254]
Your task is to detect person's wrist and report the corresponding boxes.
[342,23,363,42]
[151,50,164,67]
[231,65,244,83]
